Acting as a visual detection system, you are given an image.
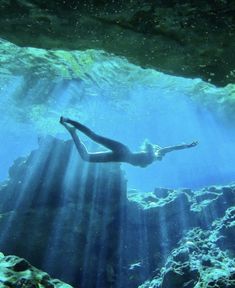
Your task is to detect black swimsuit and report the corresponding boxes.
[67,119,155,167]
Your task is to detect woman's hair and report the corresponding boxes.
[141,139,161,154]
[141,139,155,153]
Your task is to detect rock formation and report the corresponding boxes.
[139,207,235,287]
[0,0,234,86]
[0,137,235,287]
[1,38,235,128]
[0,252,73,288]
[0,136,126,287]
[127,185,235,287]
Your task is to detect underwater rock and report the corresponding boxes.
[0,136,125,212]
[0,252,73,287]
[161,268,199,288]
[139,207,235,287]
[125,184,235,286]
[0,136,235,288]
[128,184,235,216]
[154,187,171,198]
[1,38,235,127]
[212,207,235,252]
[0,1,234,86]
[0,136,126,287]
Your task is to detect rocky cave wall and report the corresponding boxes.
[0,137,127,287]
[0,0,235,86]
[0,253,73,288]
[0,137,235,288]
[1,38,235,131]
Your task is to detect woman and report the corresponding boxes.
[60,117,198,168]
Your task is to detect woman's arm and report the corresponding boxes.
[70,131,91,161]
[158,141,198,158]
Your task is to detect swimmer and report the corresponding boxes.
[60,117,198,168]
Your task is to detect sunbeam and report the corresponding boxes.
[1,46,235,288]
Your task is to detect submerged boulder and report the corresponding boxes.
[0,252,73,287]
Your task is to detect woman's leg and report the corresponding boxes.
[61,117,130,154]
[61,121,90,160]
[61,121,128,163]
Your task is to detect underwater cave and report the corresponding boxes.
[0,1,235,288]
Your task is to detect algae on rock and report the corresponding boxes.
[1,38,235,129]
[0,252,73,288]
[0,0,235,86]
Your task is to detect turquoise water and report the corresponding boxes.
[1,45,235,288]
[0,65,235,192]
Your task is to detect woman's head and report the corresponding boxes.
[141,139,162,159]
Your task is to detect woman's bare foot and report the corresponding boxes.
[60,116,70,124]
[60,116,64,124]
[60,117,76,134]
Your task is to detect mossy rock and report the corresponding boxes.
[0,253,74,287]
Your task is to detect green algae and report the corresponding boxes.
[0,38,96,80]
[0,253,73,288]
[1,38,235,135]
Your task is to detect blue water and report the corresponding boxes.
[1,51,235,288]
[0,69,235,192]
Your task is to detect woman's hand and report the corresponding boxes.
[155,141,198,160]
[187,141,198,148]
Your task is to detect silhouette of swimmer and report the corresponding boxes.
[60,117,198,168]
